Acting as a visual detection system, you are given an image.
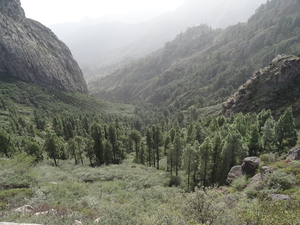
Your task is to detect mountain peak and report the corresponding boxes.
[0,0,88,93]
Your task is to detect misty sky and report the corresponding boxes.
[21,0,186,26]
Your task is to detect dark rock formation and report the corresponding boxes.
[241,157,261,177]
[0,0,88,93]
[286,146,300,160]
[222,55,300,119]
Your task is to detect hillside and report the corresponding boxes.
[90,0,300,114]
[0,0,87,93]
[50,0,267,78]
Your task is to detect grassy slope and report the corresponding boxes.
[0,72,135,126]
[1,154,300,224]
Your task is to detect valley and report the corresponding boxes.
[1,0,300,224]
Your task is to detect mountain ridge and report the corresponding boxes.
[90,0,300,114]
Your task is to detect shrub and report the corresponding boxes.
[230,176,247,192]
[169,176,181,187]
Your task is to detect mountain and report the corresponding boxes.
[50,0,267,78]
[0,0,88,93]
[90,0,300,112]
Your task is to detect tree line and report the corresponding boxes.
[130,108,298,190]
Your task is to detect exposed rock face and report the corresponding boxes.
[226,166,243,183]
[0,0,88,93]
[286,146,300,160]
[227,157,261,183]
[222,55,300,118]
[241,157,261,177]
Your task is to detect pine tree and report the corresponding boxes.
[146,128,153,166]
[275,108,298,154]
[173,133,183,176]
[261,116,276,153]
[182,143,197,191]
[130,129,142,163]
[152,125,162,169]
[44,132,61,166]
[198,137,212,186]
[0,129,12,158]
[248,122,261,156]
[91,123,105,165]
[210,132,223,185]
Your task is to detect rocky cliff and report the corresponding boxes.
[222,55,300,118]
[0,0,88,93]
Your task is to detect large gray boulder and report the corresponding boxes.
[227,166,243,183]
[0,0,88,93]
[286,146,300,160]
[241,157,261,176]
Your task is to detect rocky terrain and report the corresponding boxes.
[0,0,88,93]
[222,55,300,119]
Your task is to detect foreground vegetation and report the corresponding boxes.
[1,153,300,225]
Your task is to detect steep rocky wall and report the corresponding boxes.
[222,55,300,117]
[0,0,88,93]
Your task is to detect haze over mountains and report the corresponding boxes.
[50,0,267,78]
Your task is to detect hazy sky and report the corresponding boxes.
[21,0,186,26]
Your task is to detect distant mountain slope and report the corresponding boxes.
[90,0,300,111]
[0,0,88,93]
[50,0,267,78]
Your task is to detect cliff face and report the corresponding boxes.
[0,0,88,93]
[222,55,300,118]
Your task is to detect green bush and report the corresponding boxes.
[230,176,247,192]
[169,176,181,187]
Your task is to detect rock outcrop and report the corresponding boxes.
[242,157,261,177]
[227,157,261,183]
[222,55,300,118]
[0,0,88,93]
[286,146,300,160]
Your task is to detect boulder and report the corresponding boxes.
[227,166,243,183]
[247,173,262,190]
[241,157,261,176]
[265,194,291,201]
[286,146,300,160]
